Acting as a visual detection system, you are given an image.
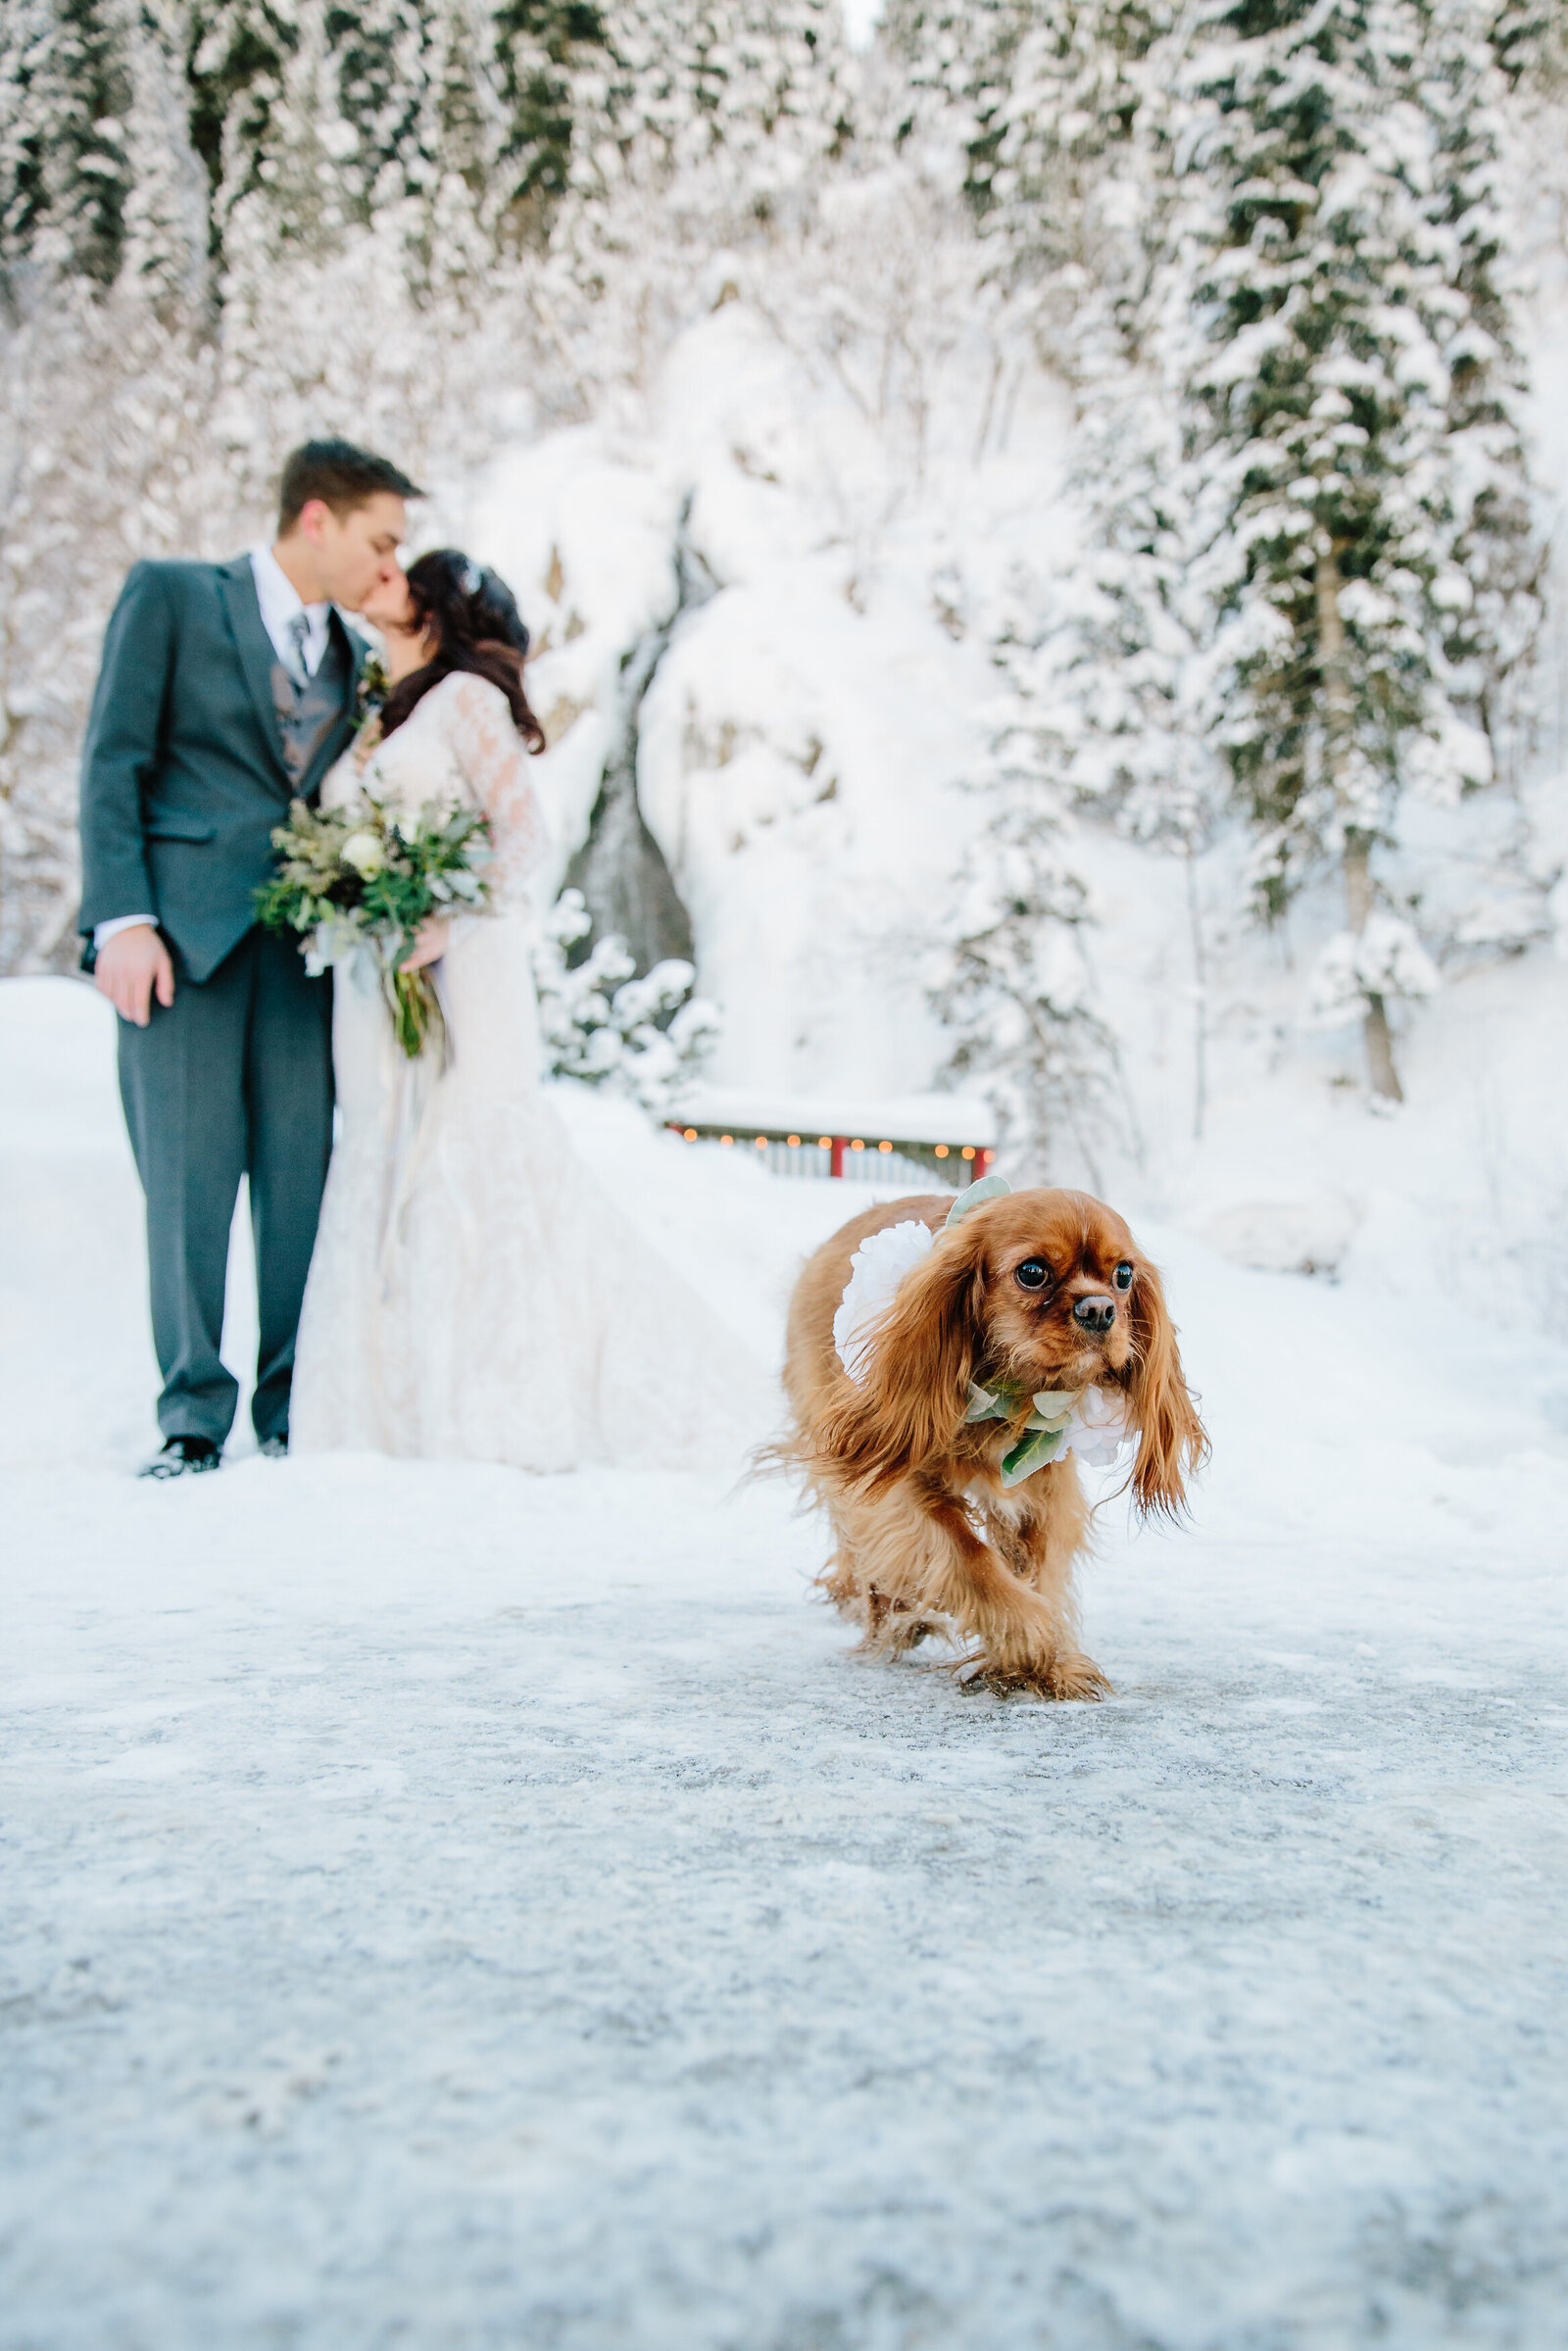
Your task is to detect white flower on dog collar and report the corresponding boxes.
[831,1174,1134,1485]
[832,1217,940,1384]
[833,1174,1013,1383]
[966,1378,1132,1486]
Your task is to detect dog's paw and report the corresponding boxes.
[958,1651,1111,1702]
[887,1615,938,1655]
[863,1587,939,1655]
[814,1566,865,1620]
[1043,1651,1112,1702]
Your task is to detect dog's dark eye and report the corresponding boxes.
[1014,1258,1053,1292]
[1113,1261,1134,1292]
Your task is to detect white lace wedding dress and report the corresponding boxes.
[290,671,763,1471]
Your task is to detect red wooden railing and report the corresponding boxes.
[667,1126,995,1183]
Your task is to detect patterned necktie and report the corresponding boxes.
[285,610,312,691]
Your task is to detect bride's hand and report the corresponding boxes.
[401,916,450,972]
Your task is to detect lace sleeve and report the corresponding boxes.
[439,672,548,907]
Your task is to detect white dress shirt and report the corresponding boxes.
[248,540,333,682]
[94,547,337,951]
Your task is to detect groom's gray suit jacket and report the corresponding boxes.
[78,556,366,976]
[78,555,368,1449]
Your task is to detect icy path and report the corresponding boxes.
[3,980,1567,2349]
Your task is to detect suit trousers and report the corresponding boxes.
[117,925,334,1445]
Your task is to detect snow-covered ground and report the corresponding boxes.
[3,975,1567,2349]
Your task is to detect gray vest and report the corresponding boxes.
[270,625,352,793]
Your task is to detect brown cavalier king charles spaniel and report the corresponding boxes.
[782,1185,1207,1698]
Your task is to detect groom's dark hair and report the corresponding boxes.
[277,439,422,533]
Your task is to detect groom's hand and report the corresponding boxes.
[95,924,175,1026]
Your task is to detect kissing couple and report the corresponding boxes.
[80,438,758,1476]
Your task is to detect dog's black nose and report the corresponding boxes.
[1072,1295,1117,1334]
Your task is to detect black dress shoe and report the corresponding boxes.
[257,1433,288,1459]
[139,1435,221,1480]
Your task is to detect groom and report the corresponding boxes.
[78,438,421,1477]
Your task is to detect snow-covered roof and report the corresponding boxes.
[676,1086,997,1147]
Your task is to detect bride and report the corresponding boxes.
[291,548,762,1470]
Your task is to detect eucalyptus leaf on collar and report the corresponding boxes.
[964,1378,1131,1488]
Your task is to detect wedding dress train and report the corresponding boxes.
[291,671,764,1471]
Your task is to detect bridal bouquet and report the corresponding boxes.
[255,795,494,1058]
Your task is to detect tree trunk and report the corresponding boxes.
[1316,538,1402,1102]
[1342,828,1402,1102]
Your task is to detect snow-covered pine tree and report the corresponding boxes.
[118,9,210,318]
[533,887,720,1114]
[1484,0,1558,85]
[1170,0,1540,1101]
[328,0,450,230]
[0,4,222,968]
[1415,0,1542,789]
[597,0,850,188]
[553,0,852,302]
[183,0,296,268]
[358,0,510,298]
[881,0,1170,369]
[490,0,608,242]
[0,0,207,311]
[204,0,374,508]
[879,0,1019,204]
[882,3,1192,796]
[930,788,1126,1185]
[190,0,592,289]
[993,1,1171,367]
[1006,358,1238,1138]
[206,0,548,511]
[540,0,856,403]
[0,274,228,967]
[0,0,136,290]
[876,7,1164,1158]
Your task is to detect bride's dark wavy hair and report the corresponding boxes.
[378,548,545,751]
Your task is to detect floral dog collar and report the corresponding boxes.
[965,1379,1132,1488]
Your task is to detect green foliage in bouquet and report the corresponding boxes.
[255,796,494,1059]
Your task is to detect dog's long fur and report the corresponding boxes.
[781,1188,1207,1698]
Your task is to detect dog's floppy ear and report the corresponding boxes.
[1125,1257,1208,1519]
[815,1221,988,1490]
